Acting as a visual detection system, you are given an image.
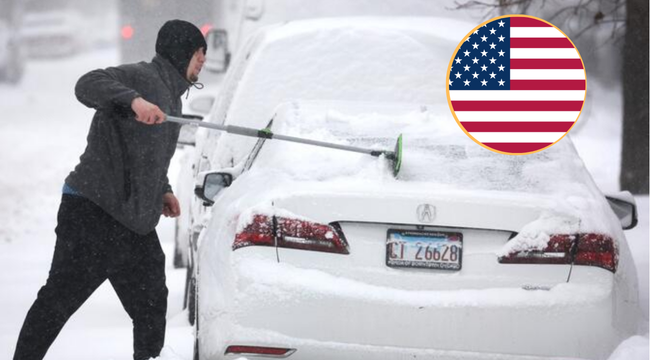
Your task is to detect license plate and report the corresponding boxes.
[386,229,463,270]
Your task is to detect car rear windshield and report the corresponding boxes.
[248,102,595,197]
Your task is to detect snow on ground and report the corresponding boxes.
[0,44,647,360]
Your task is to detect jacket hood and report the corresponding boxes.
[152,54,191,98]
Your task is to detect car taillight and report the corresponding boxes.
[498,233,617,272]
[121,25,134,40]
[200,23,213,36]
[225,345,296,357]
[234,214,349,254]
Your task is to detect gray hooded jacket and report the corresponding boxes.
[66,55,190,235]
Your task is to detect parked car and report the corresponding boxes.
[179,17,641,360]
[20,10,86,58]
[0,18,25,83]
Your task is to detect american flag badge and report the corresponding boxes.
[447,15,586,155]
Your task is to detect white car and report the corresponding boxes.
[182,18,642,360]
[20,10,86,57]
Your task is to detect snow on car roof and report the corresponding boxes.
[218,17,469,164]
[260,16,471,44]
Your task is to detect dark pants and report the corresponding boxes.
[13,195,168,360]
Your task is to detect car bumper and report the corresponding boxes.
[215,327,592,360]
[198,256,632,360]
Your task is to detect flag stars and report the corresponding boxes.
[481,79,488,86]
[455,57,462,64]
[489,72,496,79]
[463,50,471,57]
[473,29,479,35]
[464,79,471,86]
[449,79,453,86]
[472,57,479,64]
[466,36,471,42]
[498,79,505,86]
[498,50,505,57]
[481,35,487,42]
[498,64,505,71]
[481,50,487,57]
[498,20,505,27]
[489,57,496,64]
[455,71,462,79]
[498,35,505,42]
[489,28,496,35]
[472,42,479,49]
[464,64,470,71]
[481,64,487,71]
[489,42,496,49]
[472,71,479,79]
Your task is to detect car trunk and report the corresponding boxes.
[271,190,574,290]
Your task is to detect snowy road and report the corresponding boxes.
[0,47,646,360]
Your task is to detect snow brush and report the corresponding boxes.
[166,116,403,177]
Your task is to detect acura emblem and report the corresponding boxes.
[417,204,436,223]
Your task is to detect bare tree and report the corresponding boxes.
[620,0,648,194]
[454,0,648,194]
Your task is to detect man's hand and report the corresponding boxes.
[131,97,166,125]
[162,193,181,218]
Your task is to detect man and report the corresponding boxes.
[13,20,206,360]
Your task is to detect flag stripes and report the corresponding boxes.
[451,101,584,111]
[482,143,553,153]
[510,59,583,69]
[471,132,566,142]
[510,27,565,38]
[510,80,585,90]
[510,48,580,59]
[510,69,585,80]
[454,111,580,122]
[510,38,574,48]
[461,121,574,132]
[510,17,552,27]
[449,90,585,101]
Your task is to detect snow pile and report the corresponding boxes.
[497,214,580,257]
[151,347,185,360]
[607,335,649,360]
[236,202,317,233]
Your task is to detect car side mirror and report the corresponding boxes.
[605,191,638,230]
[205,29,230,73]
[194,172,233,206]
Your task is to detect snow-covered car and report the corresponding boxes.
[20,10,86,58]
[181,18,642,360]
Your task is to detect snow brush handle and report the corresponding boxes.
[166,115,402,176]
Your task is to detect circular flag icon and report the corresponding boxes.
[446,15,586,155]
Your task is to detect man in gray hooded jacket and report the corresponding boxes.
[13,20,206,360]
